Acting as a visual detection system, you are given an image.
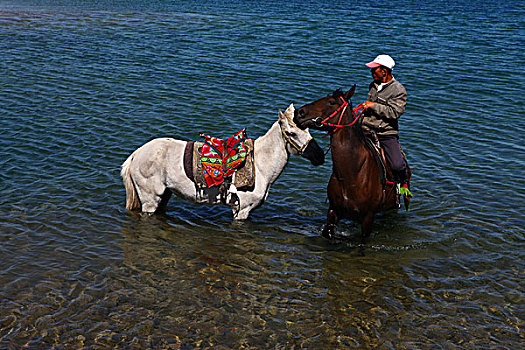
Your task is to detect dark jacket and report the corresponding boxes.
[362,78,407,137]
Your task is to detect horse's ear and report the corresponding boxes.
[345,84,356,100]
[284,103,294,119]
[278,109,284,121]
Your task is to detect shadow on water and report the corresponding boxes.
[114,209,423,348]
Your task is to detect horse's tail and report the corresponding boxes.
[121,151,141,211]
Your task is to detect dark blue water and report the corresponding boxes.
[1,0,523,348]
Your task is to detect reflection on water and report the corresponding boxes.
[0,0,523,348]
[0,200,522,347]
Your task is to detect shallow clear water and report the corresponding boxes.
[0,0,523,348]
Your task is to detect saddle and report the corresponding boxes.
[363,130,394,188]
[364,131,412,209]
[183,129,255,193]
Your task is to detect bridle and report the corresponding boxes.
[313,96,366,135]
[280,122,311,156]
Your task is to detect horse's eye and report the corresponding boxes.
[287,131,297,137]
[328,100,336,105]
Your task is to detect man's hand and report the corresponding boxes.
[362,101,375,109]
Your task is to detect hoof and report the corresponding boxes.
[322,225,334,239]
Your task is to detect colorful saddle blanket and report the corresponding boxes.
[200,129,247,187]
[182,130,255,191]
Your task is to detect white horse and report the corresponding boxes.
[121,104,324,220]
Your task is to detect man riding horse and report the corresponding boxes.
[361,54,413,202]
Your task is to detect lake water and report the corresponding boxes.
[0,0,523,348]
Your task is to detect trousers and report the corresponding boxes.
[379,135,408,184]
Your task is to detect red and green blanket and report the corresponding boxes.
[200,129,247,187]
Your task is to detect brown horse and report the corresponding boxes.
[294,86,411,241]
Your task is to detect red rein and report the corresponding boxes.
[320,97,366,136]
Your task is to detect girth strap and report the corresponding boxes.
[184,141,195,181]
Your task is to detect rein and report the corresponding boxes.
[315,96,366,136]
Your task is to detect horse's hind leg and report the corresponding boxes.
[140,195,161,213]
[360,212,375,243]
[322,209,338,239]
[156,189,173,213]
[135,183,167,214]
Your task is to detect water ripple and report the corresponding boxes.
[0,1,523,348]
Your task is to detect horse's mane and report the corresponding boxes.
[354,112,366,142]
[330,89,366,141]
[331,88,345,99]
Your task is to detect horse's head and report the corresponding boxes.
[294,85,356,131]
[279,104,324,166]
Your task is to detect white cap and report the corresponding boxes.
[365,54,395,70]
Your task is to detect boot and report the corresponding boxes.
[400,183,413,211]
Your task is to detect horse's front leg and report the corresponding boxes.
[234,189,266,221]
[322,208,339,239]
[233,203,251,220]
